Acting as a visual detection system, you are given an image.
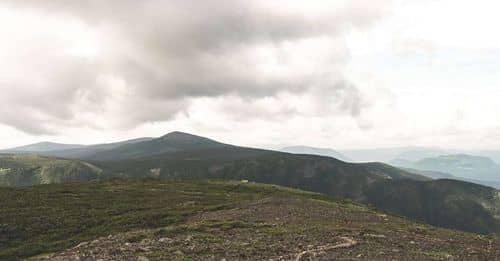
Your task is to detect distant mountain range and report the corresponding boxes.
[339,147,448,163]
[4,142,86,152]
[391,154,500,188]
[280,146,350,161]
[333,147,500,164]
[1,131,499,233]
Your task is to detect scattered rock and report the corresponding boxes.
[74,242,89,249]
[294,237,358,261]
[159,237,173,243]
[137,246,151,252]
[364,234,386,238]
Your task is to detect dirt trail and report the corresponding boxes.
[294,237,358,261]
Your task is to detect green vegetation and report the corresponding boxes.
[2,132,500,235]
[0,178,324,259]
[0,154,101,187]
[365,179,500,234]
[95,148,500,234]
[1,179,497,260]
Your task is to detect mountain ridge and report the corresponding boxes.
[2,142,86,152]
[1,131,499,234]
[280,145,350,161]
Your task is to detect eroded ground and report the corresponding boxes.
[36,197,499,260]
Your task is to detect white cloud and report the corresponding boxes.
[1,0,500,150]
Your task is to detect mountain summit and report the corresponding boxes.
[161,131,221,144]
[77,131,227,161]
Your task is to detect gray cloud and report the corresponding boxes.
[0,0,392,134]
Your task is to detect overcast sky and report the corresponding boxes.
[1,0,500,150]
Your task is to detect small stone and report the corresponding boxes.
[409,241,415,244]
[159,237,173,243]
[74,242,89,248]
[138,247,151,252]
[137,256,149,261]
[364,234,386,238]
[174,250,184,256]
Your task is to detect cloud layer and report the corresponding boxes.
[0,0,392,134]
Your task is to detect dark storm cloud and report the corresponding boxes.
[0,0,392,134]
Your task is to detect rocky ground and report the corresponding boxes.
[33,198,499,260]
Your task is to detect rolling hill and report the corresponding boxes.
[70,131,498,234]
[365,179,500,234]
[1,179,498,260]
[1,142,85,153]
[1,138,154,160]
[0,154,102,187]
[2,131,500,234]
[78,132,228,161]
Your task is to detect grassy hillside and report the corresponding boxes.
[40,138,155,160]
[0,154,102,187]
[95,149,500,234]
[0,179,498,260]
[365,179,500,234]
[3,132,499,234]
[96,147,428,199]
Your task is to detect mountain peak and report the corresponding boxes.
[159,131,225,147]
[161,131,209,141]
